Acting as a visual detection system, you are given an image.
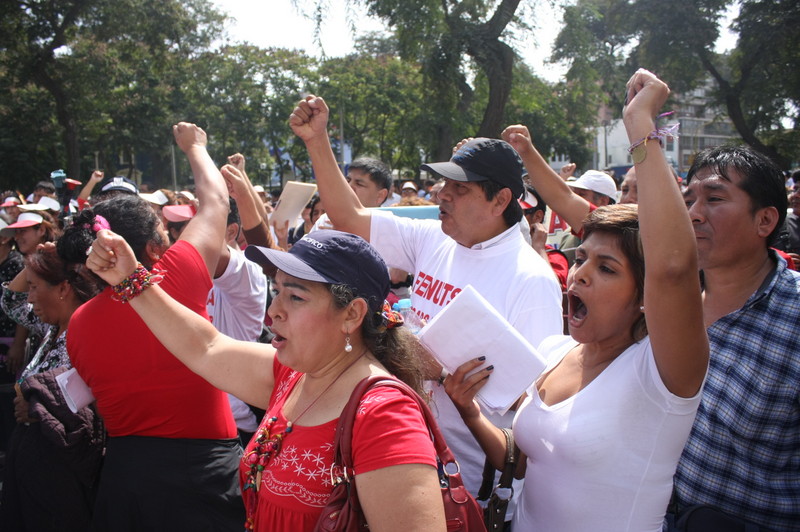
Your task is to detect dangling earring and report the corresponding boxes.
[344,335,353,353]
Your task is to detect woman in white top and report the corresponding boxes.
[445,69,709,531]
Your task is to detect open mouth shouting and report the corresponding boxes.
[271,330,287,350]
[568,291,587,327]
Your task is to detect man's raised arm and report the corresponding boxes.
[289,95,372,241]
[502,125,591,232]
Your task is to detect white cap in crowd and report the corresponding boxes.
[569,170,617,203]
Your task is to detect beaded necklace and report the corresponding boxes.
[242,348,367,530]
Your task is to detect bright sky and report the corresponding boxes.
[212,0,738,84]
[212,0,568,82]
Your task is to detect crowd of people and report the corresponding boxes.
[0,68,797,532]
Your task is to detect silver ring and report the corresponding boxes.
[85,246,93,257]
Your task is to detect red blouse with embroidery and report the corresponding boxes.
[240,359,436,532]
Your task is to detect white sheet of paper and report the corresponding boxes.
[55,367,95,413]
[418,285,547,415]
[270,181,317,228]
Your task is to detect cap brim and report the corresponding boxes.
[162,205,196,222]
[519,190,538,210]
[140,191,169,206]
[420,161,488,183]
[245,245,328,283]
[1,218,39,237]
[18,204,49,212]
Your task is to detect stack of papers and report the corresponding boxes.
[418,285,546,415]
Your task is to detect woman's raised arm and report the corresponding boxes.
[624,69,708,398]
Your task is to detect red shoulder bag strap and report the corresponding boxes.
[332,375,472,498]
[328,375,485,532]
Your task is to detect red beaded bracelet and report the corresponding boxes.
[110,263,166,303]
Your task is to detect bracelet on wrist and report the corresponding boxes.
[110,263,166,303]
[627,112,680,164]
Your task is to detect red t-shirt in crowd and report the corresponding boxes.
[68,240,237,439]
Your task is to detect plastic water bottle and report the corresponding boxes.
[393,298,424,334]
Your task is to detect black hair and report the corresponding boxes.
[329,284,426,398]
[227,197,241,242]
[349,157,393,192]
[27,245,101,303]
[309,194,324,222]
[477,180,523,227]
[34,180,56,194]
[227,197,240,227]
[57,195,164,271]
[686,145,787,246]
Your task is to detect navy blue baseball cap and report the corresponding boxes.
[421,138,525,198]
[245,230,390,312]
[99,176,138,194]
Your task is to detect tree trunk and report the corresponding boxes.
[722,90,789,169]
[469,39,515,138]
[699,52,790,168]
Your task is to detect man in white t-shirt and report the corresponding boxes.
[290,95,563,519]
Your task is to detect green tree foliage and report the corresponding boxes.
[0,73,62,191]
[0,0,225,189]
[1,1,603,194]
[507,66,594,168]
[316,0,526,159]
[182,45,318,185]
[553,0,800,168]
[472,60,594,168]
[317,36,429,176]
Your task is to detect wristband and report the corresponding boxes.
[627,112,680,164]
[110,263,166,303]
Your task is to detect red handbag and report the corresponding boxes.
[314,375,487,532]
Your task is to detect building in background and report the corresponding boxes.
[592,77,739,179]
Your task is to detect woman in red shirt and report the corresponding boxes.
[84,228,446,532]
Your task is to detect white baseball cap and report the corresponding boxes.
[140,190,170,206]
[0,212,44,238]
[18,196,60,212]
[569,170,617,203]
